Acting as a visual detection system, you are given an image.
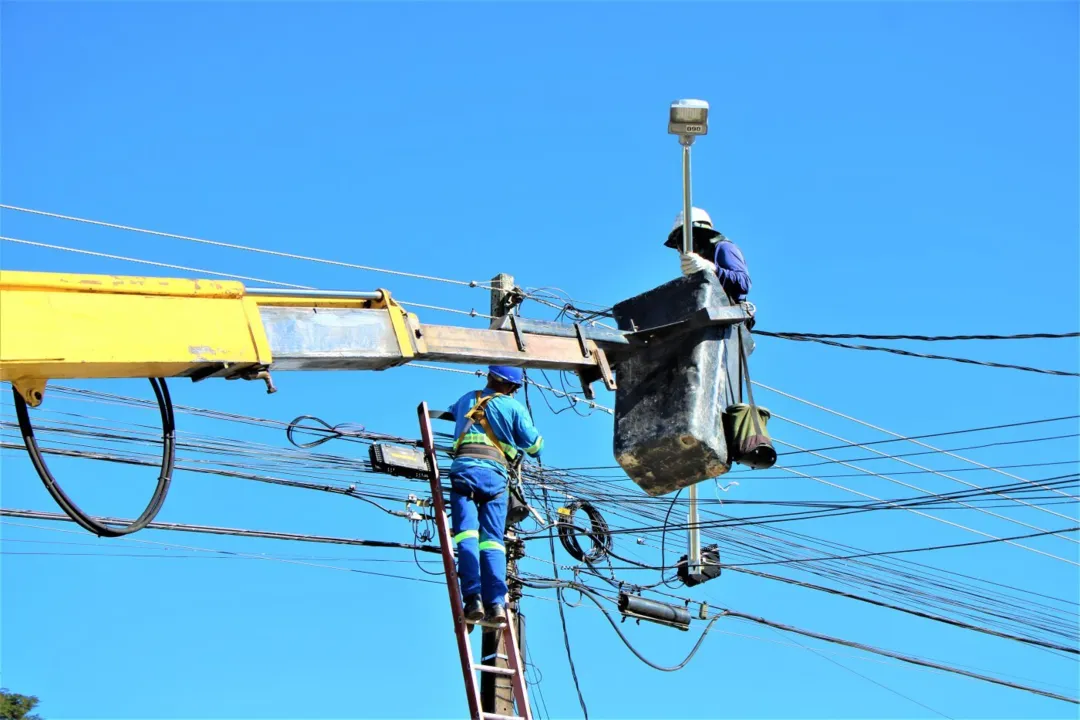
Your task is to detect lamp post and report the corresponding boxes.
[668,98,710,579]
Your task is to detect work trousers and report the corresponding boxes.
[449,467,508,607]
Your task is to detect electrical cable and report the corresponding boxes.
[779,414,1080,456]
[722,609,1077,704]
[756,330,1080,342]
[0,204,495,290]
[771,412,1080,532]
[726,566,1078,654]
[519,576,722,672]
[541,482,590,719]
[0,508,443,553]
[557,500,612,563]
[725,526,1080,566]
[12,378,175,538]
[753,331,1079,377]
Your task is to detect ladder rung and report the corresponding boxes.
[482,714,523,720]
[473,663,516,676]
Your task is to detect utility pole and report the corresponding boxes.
[482,272,525,717]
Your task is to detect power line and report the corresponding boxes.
[757,331,1080,342]
[771,412,1080,529]
[722,609,1077,705]
[782,433,1080,469]
[764,626,953,719]
[726,526,1080,567]
[726,566,1078,654]
[0,508,442,554]
[753,331,1079,377]
[758,382,1079,499]
[770,440,1080,565]
[778,414,1080,456]
[0,516,448,587]
[0,235,493,320]
[0,204,494,290]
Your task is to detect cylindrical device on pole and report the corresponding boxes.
[618,592,692,631]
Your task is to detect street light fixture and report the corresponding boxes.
[668,98,710,580]
[668,98,709,143]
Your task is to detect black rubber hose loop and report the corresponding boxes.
[13,377,176,538]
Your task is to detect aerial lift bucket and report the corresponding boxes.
[610,271,753,497]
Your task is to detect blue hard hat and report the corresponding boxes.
[488,365,525,386]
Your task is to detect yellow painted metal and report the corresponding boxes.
[379,289,417,359]
[251,294,381,309]
[0,270,272,383]
[1,270,246,298]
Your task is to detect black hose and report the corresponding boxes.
[13,378,176,537]
[557,499,612,563]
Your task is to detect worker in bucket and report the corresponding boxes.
[447,365,544,626]
[664,207,752,303]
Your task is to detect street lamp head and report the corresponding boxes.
[668,99,709,142]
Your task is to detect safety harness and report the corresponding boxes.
[453,391,516,466]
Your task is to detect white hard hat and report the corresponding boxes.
[671,207,714,234]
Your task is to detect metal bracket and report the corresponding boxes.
[377,288,418,362]
[507,314,527,352]
[576,344,617,400]
[573,323,591,358]
[12,378,47,408]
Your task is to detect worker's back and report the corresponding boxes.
[448,388,544,477]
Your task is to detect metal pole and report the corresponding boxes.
[681,143,693,255]
[681,137,702,578]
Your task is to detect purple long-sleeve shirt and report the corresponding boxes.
[713,240,752,302]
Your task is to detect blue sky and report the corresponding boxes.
[1,2,1078,719]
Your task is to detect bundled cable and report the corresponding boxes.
[557,500,612,564]
[12,378,176,537]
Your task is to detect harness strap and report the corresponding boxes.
[454,391,511,465]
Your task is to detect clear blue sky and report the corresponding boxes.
[2,2,1078,719]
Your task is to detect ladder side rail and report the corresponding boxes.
[417,401,484,720]
[503,607,533,720]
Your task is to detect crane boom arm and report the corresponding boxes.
[0,270,620,405]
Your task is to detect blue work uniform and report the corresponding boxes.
[447,387,544,607]
[713,240,752,303]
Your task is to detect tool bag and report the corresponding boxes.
[723,326,777,469]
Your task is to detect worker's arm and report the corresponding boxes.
[713,242,752,300]
[507,400,544,458]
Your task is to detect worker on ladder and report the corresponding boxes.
[447,366,544,626]
[665,207,752,303]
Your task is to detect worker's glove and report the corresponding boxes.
[680,252,713,276]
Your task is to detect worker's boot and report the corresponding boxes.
[463,594,485,623]
[485,603,507,626]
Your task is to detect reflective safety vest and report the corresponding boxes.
[452,391,519,466]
